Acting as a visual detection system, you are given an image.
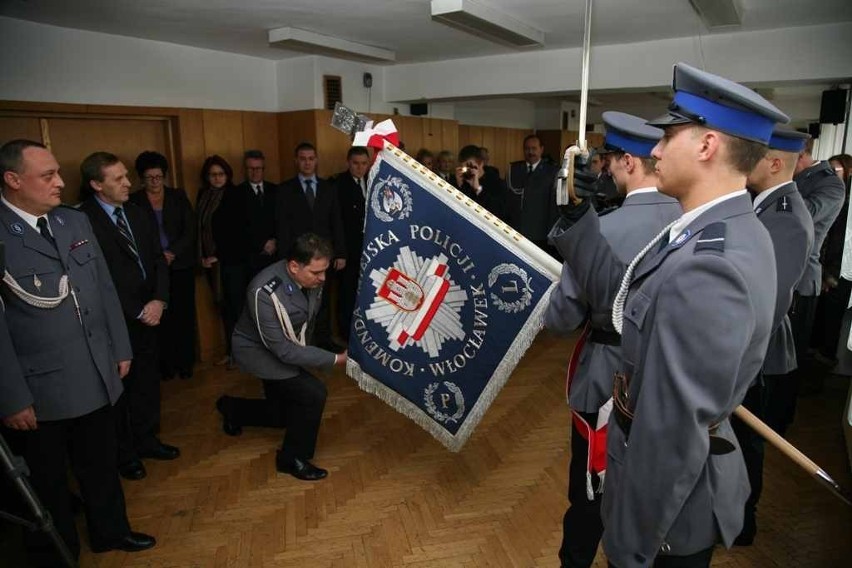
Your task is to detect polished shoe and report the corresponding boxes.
[138,442,180,461]
[276,456,328,481]
[91,531,156,553]
[118,460,147,481]
[216,396,242,436]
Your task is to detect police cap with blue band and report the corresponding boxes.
[600,111,664,158]
[647,62,790,144]
[768,126,810,153]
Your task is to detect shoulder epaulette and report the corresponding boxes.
[262,276,282,295]
[776,194,793,213]
[694,222,726,254]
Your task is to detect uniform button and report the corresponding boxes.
[88,331,93,337]
[84,309,90,315]
[630,308,637,316]
[74,286,81,293]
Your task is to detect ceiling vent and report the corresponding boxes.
[268,27,395,62]
[689,0,743,29]
[430,0,544,47]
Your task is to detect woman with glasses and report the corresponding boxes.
[130,151,197,379]
[197,155,249,368]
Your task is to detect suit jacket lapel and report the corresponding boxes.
[88,199,138,262]
[0,202,59,260]
[47,208,73,265]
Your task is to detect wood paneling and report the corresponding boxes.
[277,110,318,181]
[175,109,206,204]
[200,110,244,180]
[459,125,532,175]
[46,116,170,204]
[0,115,42,143]
[241,112,281,183]
[314,109,357,179]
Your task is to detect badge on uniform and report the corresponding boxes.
[673,229,691,247]
[777,195,791,212]
[70,239,89,251]
[33,274,42,291]
[55,215,65,226]
[10,222,24,235]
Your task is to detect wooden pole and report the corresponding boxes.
[734,405,851,506]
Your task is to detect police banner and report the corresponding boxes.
[346,133,562,451]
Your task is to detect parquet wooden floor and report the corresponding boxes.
[69,331,850,567]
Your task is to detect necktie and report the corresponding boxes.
[36,216,57,251]
[255,183,263,197]
[527,164,533,175]
[357,178,366,198]
[114,208,145,279]
[305,179,315,209]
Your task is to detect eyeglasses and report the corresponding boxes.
[246,166,265,172]
[209,171,227,178]
[144,174,164,182]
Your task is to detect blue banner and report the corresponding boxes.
[346,145,560,451]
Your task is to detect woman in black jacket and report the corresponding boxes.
[130,151,197,379]
[196,155,250,368]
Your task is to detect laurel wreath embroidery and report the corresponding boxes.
[371,175,413,222]
[423,381,466,424]
[488,263,533,314]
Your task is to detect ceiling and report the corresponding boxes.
[3,0,852,63]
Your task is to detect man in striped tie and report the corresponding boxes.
[79,152,179,482]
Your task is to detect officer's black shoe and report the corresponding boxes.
[276,456,328,481]
[216,396,242,436]
[91,531,156,553]
[138,442,180,461]
[118,460,147,481]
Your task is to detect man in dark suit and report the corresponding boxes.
[435,150,457,187]
[332,146,369,342]
[237,149,278,278]
[455,145,509,222]
[506,134,559,252]
[0,140,154,564]
[275,142,345,350]
[79,152,179,481]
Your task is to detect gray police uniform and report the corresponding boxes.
[0,199,134,561]
[794,160,846,297]
[0,202,129,418]
[226,261,336,464]
[549,194,681,411]
[755,183,814,375]
[556,62,788,567]
[546,110,682,568]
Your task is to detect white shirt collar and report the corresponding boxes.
[1,194,47,232]
[527,160,541,172]
[669,190,747,242]
[623,186,659,201]
[752,181,789,211]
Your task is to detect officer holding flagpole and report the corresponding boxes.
[546,111,680,568]
[552,64,789,567]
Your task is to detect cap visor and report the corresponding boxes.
[646,111,692,128]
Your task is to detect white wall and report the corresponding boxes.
[276,56,318,112]
[385,22,852,102]
[0,17,278,111]
[453,98,536,129]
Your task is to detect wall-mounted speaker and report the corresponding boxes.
[410,103,428,116]
[819,89,848,125]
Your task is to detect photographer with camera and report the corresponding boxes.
[454,145,509,222]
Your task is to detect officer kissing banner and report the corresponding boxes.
[346,140,561,451]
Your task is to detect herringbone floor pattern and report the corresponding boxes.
[77,332,850,567]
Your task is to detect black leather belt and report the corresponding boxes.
[589,328,621,346]
[612,372,735,455]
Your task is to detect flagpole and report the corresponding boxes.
[733,405,852,506]
[556,0,594,206]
